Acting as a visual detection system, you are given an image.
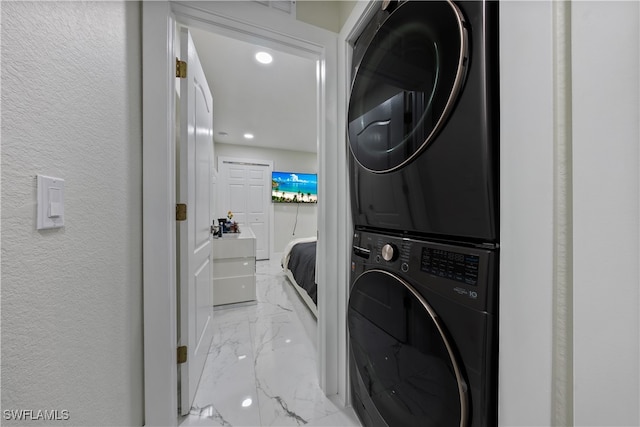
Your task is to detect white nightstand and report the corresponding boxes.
[211,227,256,306]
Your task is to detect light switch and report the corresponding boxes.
[37,175,65,230]
[49,188,62,217]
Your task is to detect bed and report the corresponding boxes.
[281,236,318,318]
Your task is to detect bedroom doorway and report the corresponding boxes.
[180,0,323,405]
[142,3,345,424]
[193,21,322,420]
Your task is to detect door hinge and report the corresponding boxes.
[176,203,187,221]
[177,346,188,364]
[176,58,187,78]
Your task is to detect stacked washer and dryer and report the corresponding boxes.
[346,1,499,426]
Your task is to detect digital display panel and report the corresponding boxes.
[421,248,479,286]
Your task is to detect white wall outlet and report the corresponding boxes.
[37,175,65,230]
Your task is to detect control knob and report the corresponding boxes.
[381,243,398,262]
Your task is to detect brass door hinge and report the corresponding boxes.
[176,58,187,78]
[177,346,187,364]
[176,203,187,221]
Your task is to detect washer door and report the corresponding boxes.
[348,269,468,426]
[348,0,468,173]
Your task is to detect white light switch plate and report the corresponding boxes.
[37,175,65,230]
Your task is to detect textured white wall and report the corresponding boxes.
[214,143,318,253]
[273,203,317,252]
[572,2,640,425]
[214,143,318,174]
[295,1,357,34]
[500,1,640,425]
[1,2,144,426]
[499,2,555,424]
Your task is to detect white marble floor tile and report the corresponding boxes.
[251,312,310,354]
[213,302,259,326]
[306,408,363,427]
[187,318,261,426]
[180,258,361,427]
[281,277,318,349]
[255,343,343,426]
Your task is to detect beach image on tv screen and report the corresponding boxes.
[272,172,318,203]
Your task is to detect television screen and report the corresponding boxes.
[272,171,318,203]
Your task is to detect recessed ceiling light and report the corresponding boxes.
[244,133,254,139]
[255,51,273,64]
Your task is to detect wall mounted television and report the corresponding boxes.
[272,171,318,203]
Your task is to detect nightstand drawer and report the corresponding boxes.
[213,276,256,306]
[212,237,255,259]
[213,258,255,279]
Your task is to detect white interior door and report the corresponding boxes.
[178,28,215,416]
[218,158,271,260]
[246,166,269,260]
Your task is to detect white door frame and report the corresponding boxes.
[142,3,179,425]
[142,2,345,425]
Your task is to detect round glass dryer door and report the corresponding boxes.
[348,269,468,426]
[348,0,468,173]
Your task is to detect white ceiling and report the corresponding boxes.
[190,27,319,154]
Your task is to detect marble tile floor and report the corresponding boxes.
[179,258,361,427]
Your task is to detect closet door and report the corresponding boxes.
[218,158,271,260]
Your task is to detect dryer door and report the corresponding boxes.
[348,269,468,426]
[348,0,468,173]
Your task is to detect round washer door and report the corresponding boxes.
[348,269,468,426]
[348,0,468,173]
